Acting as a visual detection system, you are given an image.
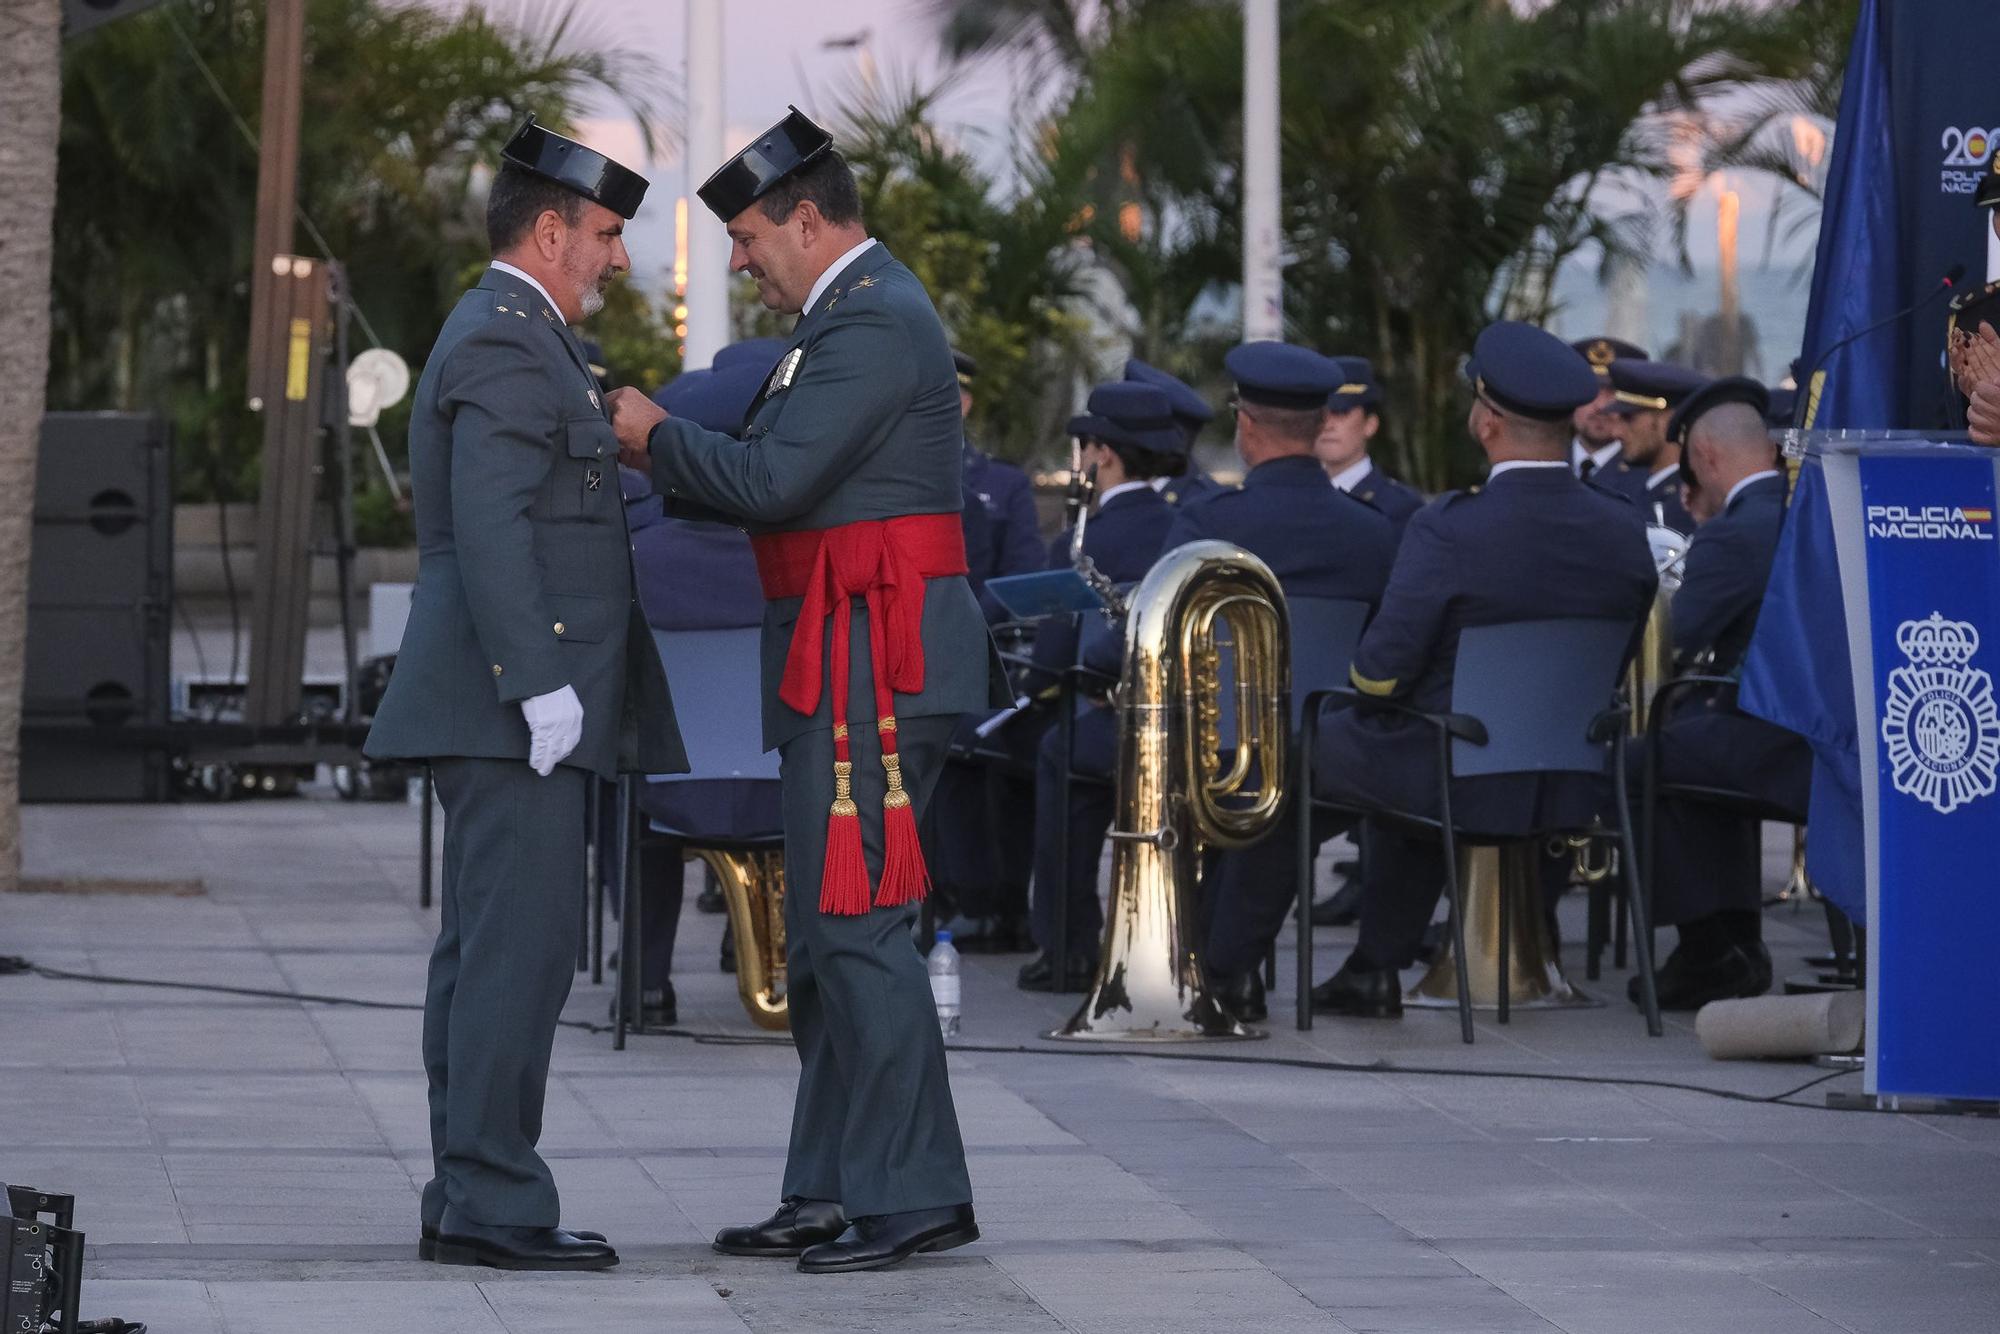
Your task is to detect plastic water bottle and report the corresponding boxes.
[928,931,962,1038]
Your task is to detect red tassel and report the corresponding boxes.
[876,797,930,906]
[819,758,873,915]
[820,809,872,915]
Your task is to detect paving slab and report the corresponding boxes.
[7,795,2000,1334]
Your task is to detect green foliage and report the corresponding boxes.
[924,0,1828,488]
[831,78,1099,463]
[49,0,673,517]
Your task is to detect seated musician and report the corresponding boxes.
[1017,383,1184,991]
[1311,322,1658,1019]
[1316,355,1424,530]
[1125,357,1221,506]
[1595,358,1706,532]
[615,351,777,1027]
[1624,376,1806,1010]
[1157,341,1397,1022]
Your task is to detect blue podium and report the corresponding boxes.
[1750,432,2000,1109]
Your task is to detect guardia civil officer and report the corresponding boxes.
[1597,358,1705,532]
[1316,355,1424,529]
[1163,342,1397,1022]
[1310,323,1657,1018]
[1126,356,1222,505]
[1018,383,1183,992]
[607,108,1002,1274]
[365,117,685,1271]
[1569,336,1647,485]
[1624,377,1805,1009]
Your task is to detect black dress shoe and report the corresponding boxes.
[1310,875,1364,927]
[797,1204,979,1274]
[1209,968,1267,1024]
[1311,960,1404,1018]
[419,1222,605,1262]
[713,1197,847,1257]
[696,884,726,914]
[607,984,677,1029]
[721,924,736,974]
[1015,952,1095,992]
[1646,944,1770,1011]
[433,1224,617,1271]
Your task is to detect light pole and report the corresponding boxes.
[1241,0,1282,342]
[684,0,729,369]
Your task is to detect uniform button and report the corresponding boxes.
[492,664,503,676]
[553,622,566,636]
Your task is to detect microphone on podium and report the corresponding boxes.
[1795,263,1968,428]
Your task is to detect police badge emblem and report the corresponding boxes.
[1881,612,2000,815]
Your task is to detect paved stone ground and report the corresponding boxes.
[5,792,2000,1333]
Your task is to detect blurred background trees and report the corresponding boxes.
[48,0,1855,508]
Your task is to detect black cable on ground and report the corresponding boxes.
[7,957,1869,1112]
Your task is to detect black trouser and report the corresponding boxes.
[776,715,973,1217]
[1029,704,1115,960]
[595,779,686,989]
[422,757,585,1230]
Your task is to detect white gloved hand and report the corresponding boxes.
[520,684,584,777]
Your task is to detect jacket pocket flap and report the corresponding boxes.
[547,591,612,644]
[564,414,616,461]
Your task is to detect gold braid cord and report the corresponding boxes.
[830,760,858,817]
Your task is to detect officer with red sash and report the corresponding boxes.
[607,108,1002,1274]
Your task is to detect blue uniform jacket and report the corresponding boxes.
[1346,459,1425,530]
[1031,484,1175,688]
[1162,454,1397,603]
[964,444,1044,619]
[1333,464,1658,834]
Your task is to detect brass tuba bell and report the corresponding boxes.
[1051,541,1291,1041]
[696,848,789,1030]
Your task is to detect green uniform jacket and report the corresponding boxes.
[365,266,687,780]
[647,243,1007,750]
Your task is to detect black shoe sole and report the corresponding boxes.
[712,1240,821,1258]
[433,1239,619,1271]
[1310,998,1402,1019]
[797,1224,980,1274]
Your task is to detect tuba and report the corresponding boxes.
[696,849,789,1031]
[1052,540,1291,1041]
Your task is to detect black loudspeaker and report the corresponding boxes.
[22,413,172,802]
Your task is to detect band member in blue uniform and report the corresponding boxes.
[1160,341,1398,1021]
[1125,356,1222,506]
[956,349,1044,615]
[1598,358,1705,532]
[1315,355,1424,530]
[1311,322,1657,1019]
[1626,377,1805,1009]
[1568,336,1646,487]
[1018,382,1182,990]
[614,357,777,1027]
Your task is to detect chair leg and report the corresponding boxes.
[418,763,434,911]
[1497,844,1512,1026]
[590,785,605,985]
[1264,942,1277,990]
[1613,882,1630,970]
[613,777,633,1050]
[1613,742,1662,1036]
[1585,878,1607,981]
[1295,741,1316,1032]
[1053,684,1075,994]
[1436,731,1473,1045]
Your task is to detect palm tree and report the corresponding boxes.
[0,0,63,888]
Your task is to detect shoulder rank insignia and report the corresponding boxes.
[767,347,804,396]
[852,275,877,290]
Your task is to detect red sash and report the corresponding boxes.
[750,514,968,914]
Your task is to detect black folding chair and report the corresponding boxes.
[1609,671,1809,983]
[609,626,782,1048]
[1296,617,1663,1041]
[1280,597,1370,995]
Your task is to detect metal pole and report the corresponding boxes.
[245,0,307,409]
[1241,0,1282,343]
[684,0,730,369]
[419,763,434,910]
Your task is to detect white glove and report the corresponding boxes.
[520,685,584,777]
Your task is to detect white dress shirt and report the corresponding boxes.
[490,260,563,320]
[804,238,879,318]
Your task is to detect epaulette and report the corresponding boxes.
[820,272,883,315]
[490,290,534,322]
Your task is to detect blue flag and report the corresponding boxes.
[1794,0,1900,429]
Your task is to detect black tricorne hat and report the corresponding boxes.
[501,115,650,219]
[697,106,835,224]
